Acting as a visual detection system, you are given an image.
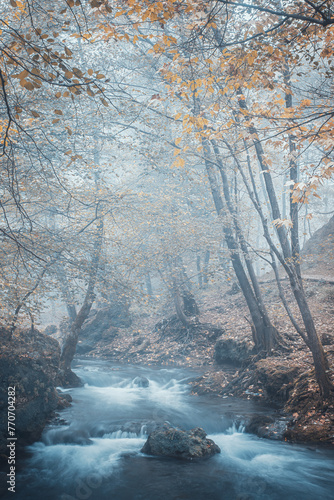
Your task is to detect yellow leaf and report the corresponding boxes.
[153,43,164,53]
[115,9,126,17]
[173,157,185,168]
[21,80,34,91]
[175,137,182,146]
[14,70,29,79]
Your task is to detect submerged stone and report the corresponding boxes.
[133,376,149,387]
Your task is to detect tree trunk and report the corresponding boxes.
[196,253,203,288]
[202,138,278,351]
[291,276,332,397]
[211,138,276,334]
[236,88,292,259]
[203,250,210,286]
[172,280,192,327]
[284,61,301,278]
[182,290,200,316]
[170,253,200,328]
[59,218,104,385]
[236,88,333,397]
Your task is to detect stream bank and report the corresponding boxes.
[0,328,61,459]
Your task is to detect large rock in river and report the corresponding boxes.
[0,328,60,460]
[141,425,220,460]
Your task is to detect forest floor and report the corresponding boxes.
[86,273,334,445]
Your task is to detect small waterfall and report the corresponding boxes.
[225,422,246,435]
[103,425,148,439]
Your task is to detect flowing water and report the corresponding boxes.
[5,360,334,500]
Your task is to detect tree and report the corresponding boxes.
[109,0,334,396]
[58,217,104,384]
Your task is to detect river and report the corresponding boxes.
[5,359,334,500]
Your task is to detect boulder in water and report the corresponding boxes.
[141,424,220,460]
[245,414,290,441]
[133,376,149,388]
[56,391,73,410]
